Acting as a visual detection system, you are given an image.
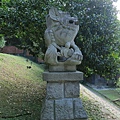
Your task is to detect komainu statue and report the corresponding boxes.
[44,7,83,71]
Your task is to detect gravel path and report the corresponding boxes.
[80,84,120,120]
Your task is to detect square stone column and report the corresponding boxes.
[41,71,87,120]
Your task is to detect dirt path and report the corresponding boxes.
[80,84,120,120]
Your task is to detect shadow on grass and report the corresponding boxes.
[0,80,46,120]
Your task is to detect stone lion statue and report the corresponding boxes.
[44,7,83,71]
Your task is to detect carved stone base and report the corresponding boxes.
[49,65,76,72]
[41,98,87,120]
[41,71,87,120]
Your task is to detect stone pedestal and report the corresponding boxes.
[41,71,87,120]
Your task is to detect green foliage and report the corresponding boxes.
[0,34,6,48]
[1,0,48,55]
[61,0,120,80]
[1,0,120,81]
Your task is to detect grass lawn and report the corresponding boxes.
[0,53,46,120]
[0,53,119,120]
[98,88,120,107]
[81,92,119,120]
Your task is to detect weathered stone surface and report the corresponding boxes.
[43,71,83,81]
[41,70,87,120]
[41,100,54,120]
[44,7,83,66]
[41,7,87,120]
[73,98,87,119]
[49,65,76,72]
[65,82,80,98]
[55,99,74,120]
[46,82,64,99]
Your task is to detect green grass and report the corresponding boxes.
[98,89,120,100]
[81,94,105,120]
[98,88,120,107]
[81,93,117,120]
[0,53,46,120]
[117,78,120,87]
[0,53,119,120]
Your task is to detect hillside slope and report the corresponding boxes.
[0,53,46,120]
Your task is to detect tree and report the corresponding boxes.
[1,0,120,81]
[61,0,120,80]
[1,0,49,56]
[0,34,5,48]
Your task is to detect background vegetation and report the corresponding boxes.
[0,0,120,83]
[0,34,5,48]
